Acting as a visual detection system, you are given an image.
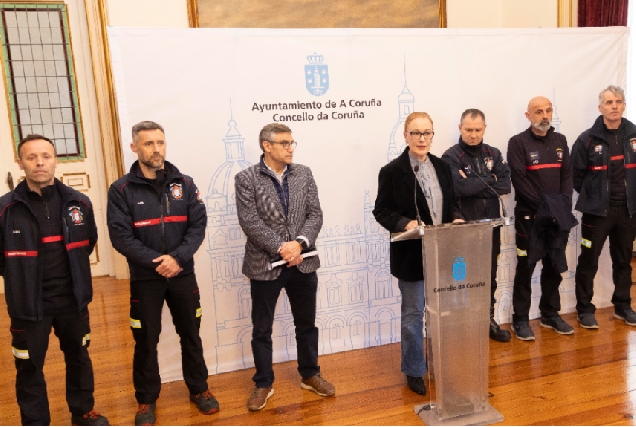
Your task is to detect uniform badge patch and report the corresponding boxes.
[631,139,636,152]
[196,188,204,204]
[530,151,539,165]
[556,148,563,160]
[464,164,472,174]
[68,207,84,225]
[595,145,603,153]
[484,157,494,171]
[170,183,183,200]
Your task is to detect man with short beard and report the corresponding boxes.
[507,96,574,340]
[107,121,218,425]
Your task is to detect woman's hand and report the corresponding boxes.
[404,220,420,231]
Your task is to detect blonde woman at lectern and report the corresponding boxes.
[372,111,464,396]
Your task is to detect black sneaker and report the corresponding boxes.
[578,313,599,329]
[190,389,219,414]
[489,318,512,342]
[614,307,636,326]
[512,321,535,341]
[406,376,426,395]
[71,410,109,426]
[540,315,574,335]
[135,403,156,426]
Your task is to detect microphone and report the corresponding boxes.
[469,169,509,221]
[413,165,423,227]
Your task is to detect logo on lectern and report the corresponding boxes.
[452,256,466,281]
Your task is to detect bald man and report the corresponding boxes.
[506,96,574,340]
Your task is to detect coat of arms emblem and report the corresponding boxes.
[305,53,329,96]
[452,256,466,281]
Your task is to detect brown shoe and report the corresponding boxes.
[301,373,335,396]
[247,387,274,411]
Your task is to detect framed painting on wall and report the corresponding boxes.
[188,0,446,28]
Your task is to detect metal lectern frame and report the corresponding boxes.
[391,219,505,426]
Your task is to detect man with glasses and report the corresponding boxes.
[442,108,512,343]
[507,96,574,340]
[235,123,334,411]
[572,85,636,329]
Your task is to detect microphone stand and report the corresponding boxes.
[470,170,513,226]
[413,165,423,227]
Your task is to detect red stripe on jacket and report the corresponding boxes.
[4,251,37,257]
[526,163,562,171]
[66,240,89,250]
[42,235,63,243]
[133,216,187,228]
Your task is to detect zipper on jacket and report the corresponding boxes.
[604,145,610,216]
[158,191,166,254]
[624,139,634,217]
[166,191,171,214]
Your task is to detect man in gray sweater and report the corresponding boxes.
[235,123,335,411]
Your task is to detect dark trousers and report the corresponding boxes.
[491,226,501,307]
[10,308,94,426]
[512,211,563,322]
[575,205,636,314]
[130,273,209,404]
[250,267,319,388]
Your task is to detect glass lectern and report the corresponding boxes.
[391,220,505,426]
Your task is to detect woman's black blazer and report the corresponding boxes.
[373,147,463,281]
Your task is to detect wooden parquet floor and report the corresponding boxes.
[1,275,636,425]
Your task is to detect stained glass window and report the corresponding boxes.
[0,3,85,160]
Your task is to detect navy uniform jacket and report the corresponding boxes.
[442,138,511,221]
[107,161,207,281]
[0,179,97,320]
[572,116,636,217]
[507,126,573,214]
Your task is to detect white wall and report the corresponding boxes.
[106,0,189,27]
[448,0,559,28]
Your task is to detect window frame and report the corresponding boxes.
[0,2,86,161]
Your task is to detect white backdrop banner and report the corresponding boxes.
[107,27,628,382]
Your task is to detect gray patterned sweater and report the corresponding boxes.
[235,161,323,281]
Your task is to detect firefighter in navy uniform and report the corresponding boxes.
[442,108,512,342]
[572,85,636,329]
[507,96,574,341]
[107,121,218,426]
[0,135,108,426]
